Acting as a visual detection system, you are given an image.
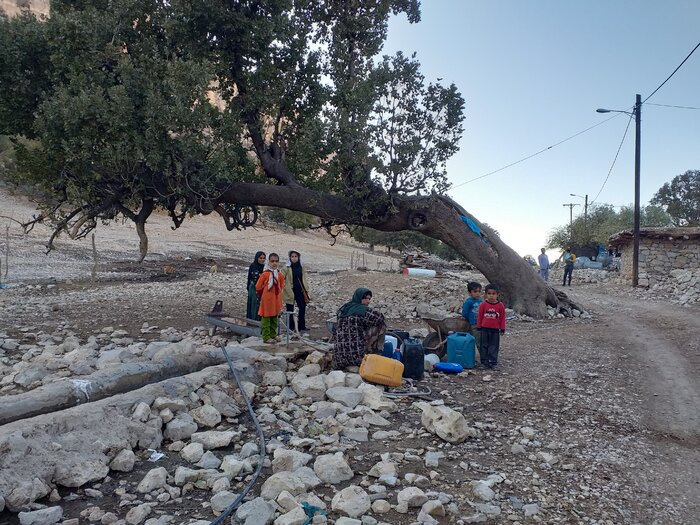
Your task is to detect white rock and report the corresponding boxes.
[260,472,306,500]
[54,460,109,487]
[110,449,136,472]
[313,452,354,484]
[191,405,222,428]
[335,519,362,525]
[235,497,276,525]
[324,370,346,389]
[519,426,536,439]
[397,487,428,508]
[125,504,152,525]
[273,506,307,525]
[180,442,205,463]
[132,402,151,422]
[331,485,371,518]
[272,448,313,473]
[190,430,238,449]
[325,387,364,408]
[164,413,198,441]
[263,371,287,387]
[371,500,391,514]
[18,507,63,525]
[210,491,239,514]
[415,402,478,443]
[137,467,168,493]
[221,456,246,477]
[368,460,397,478]
[297,363,321,376]
[471,482,495,501]
[421,500,446,517]
[290,374,327,400]
[523,503,539,516]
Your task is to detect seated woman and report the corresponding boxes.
[333,288,386,370]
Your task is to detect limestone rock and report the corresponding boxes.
[260,472,306,500]
[110,448,137,472]
[397,487,428,507]
[272,448,313,473]
[313,452,354,484]
[210,491,239,514]
[273,506,306,525]
[331,485,370,518]
[290,374,326,401]
[54,459,109,487]
[415,402,477,443]
[137,467,168,493]
[125,503,152,525]
[190,405,222,428]
[180,442,205,463]
[325,387,364,408]
[190,430,238,449]
[164,413,198,441]
[18,507,63,525]
[235,497,276,525]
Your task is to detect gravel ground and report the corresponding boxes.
[1,190,699,524]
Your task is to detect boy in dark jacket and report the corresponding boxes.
[476,283,506,369]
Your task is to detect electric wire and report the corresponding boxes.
[589,115,634,206]
[643,41,700,104]
[450,113,623,189]
[210,342,267,525]
[645,102,700,110]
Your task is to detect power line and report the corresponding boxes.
[450,112,624,189]
[646,102,700,110]
[590,114,633,205]
[643,41,700,104]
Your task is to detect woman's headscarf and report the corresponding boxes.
[337,287,372,318]
[287,250,302,267]
[248,251,266,285]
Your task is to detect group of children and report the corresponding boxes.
[461,281,506,369]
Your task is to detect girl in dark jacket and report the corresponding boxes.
[246,251,266,320]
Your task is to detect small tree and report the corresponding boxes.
[547,204,672,252]
[650,170,700,226]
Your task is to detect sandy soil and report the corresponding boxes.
[1,189,699,524]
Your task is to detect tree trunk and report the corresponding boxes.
[218,184,575,317]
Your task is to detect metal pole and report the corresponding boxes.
[584,194,588,220]
[632,94,641,287]
[562,203,579,226]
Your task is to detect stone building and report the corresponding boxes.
[609,227,700,289]
[0,0,49,17]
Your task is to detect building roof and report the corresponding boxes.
[609,227,700,245]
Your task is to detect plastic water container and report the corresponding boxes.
[401,268,437,278]
[446,332,476,369]
[384,335,398,352]
[402,338,425,380]
[382,342,394,358]
[424,353,440,371]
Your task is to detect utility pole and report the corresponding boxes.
[562,203,579,226]
[632,94,641,288]
[583,194,588,220]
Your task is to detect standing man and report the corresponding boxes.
[563,247,576,286]
[537,248,550,282]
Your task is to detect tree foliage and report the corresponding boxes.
[546,204,673,251]
[650,170,700,226]
[0,1,574,316]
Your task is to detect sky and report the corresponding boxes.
[384,0,700,257]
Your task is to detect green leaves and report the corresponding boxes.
[650,170,700,226]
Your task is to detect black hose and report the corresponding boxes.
[209,342,268,525]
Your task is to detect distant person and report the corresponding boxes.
[476,283,506,369]
[333,288,386,370]
[282,250,311,335]
[246,251,266,320]
[255,253,285,344]
[563,248,576,286]
[461,281,483,354]
[538,248,550,282]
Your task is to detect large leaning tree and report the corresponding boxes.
[0,0,572,317]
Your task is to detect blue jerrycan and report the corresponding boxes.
[446,332,476,369]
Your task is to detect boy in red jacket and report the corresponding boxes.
[476,283,506,369]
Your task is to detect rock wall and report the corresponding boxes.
[0,0,49,17]
[620,238,700,304]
